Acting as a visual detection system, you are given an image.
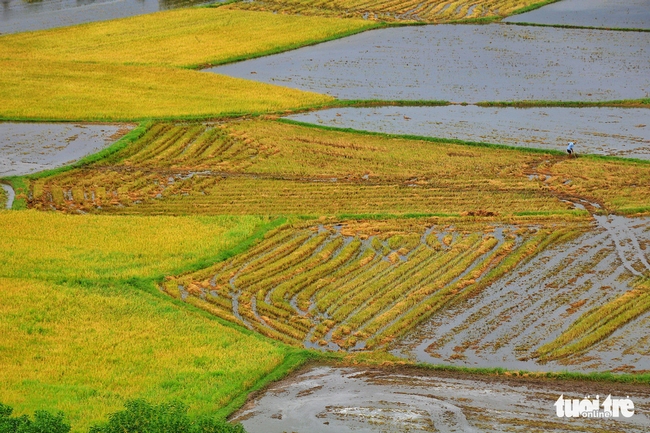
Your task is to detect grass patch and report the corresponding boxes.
[477,99,650,109]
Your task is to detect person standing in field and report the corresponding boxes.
[566,142,575,157]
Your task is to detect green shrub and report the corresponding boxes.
[0,403,70,433]
[88,400,245,433]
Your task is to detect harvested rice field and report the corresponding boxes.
[23,120,650,216]
[287,106,650,159]
[231,365,650,433]
[233,0,548,22]
[209,24,650,102]
[391,215,650,372]
[4,1,650,431]
[163,217,590,352]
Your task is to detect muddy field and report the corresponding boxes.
[232,364,650,433]
[391,215,650,373]
[287,106,650,159]
[0,0,218,34]
[0,122,133,177]
[504,0,650,29]
[209,24,650,102]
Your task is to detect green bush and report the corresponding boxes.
[0,403,70,433]
[88,400,245,433]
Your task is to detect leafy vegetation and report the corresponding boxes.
[233,0,559,22]
[88,400,244,433]
[0,403,70,433]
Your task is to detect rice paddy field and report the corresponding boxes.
[208,24,650,102]
[503,0,650,29]
[0,8,376,120]
[287,106,650,159]
[233,0,553,22]
[3,0,650,431]
[0,211,299,431]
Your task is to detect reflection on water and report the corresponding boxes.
[0,0,221,34]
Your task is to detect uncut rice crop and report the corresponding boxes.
[536,277,650,361]
[164,217,583,350]
[234,0,548,22]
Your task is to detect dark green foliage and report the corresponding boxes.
[0,403,70,433]
[88,400,245,433]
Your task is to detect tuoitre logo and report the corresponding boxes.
[555,395,635,418]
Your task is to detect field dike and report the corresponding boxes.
[163,217,589,352]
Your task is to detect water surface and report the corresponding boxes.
[0,0,220,34]
[288,106,650,159]
[0,122,134,176]
[504,0,650,29]
[209,25,650,102]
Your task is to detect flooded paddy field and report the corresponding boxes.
[232,364,650,433]
[208,24,650,102]
[288,106,650,159]
[503,0,650,29]
[0,122,133,177]
[391,215,650,373]
[0,0,219,34]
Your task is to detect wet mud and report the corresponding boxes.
[1,183,14,209]
[287,106,650,159]
[232,364,650,433]
[391,215,650,373]
[0,0,220,34]
[504,0,650,29]
[0,122,134,177]
[208,24,650,102]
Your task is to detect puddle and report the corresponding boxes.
[391,216,650,373]
[0,122,134,177]
[0,0,222,34]
[232,365,650,433]
[504,0,650,29]
[1,183,14,209]
[287,106,650,159]
[208,24,650,102]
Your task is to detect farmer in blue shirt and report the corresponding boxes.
[566,142,575,157]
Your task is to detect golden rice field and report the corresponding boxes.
[0,210,268,281]
[0,61,331,121]
[0,277,289,432]
[0,211,297,432]
[0,8,378,120]
[163,217,588,350]
[24,120,650,217]
[0,8,376,68]
[233,0,552,22]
